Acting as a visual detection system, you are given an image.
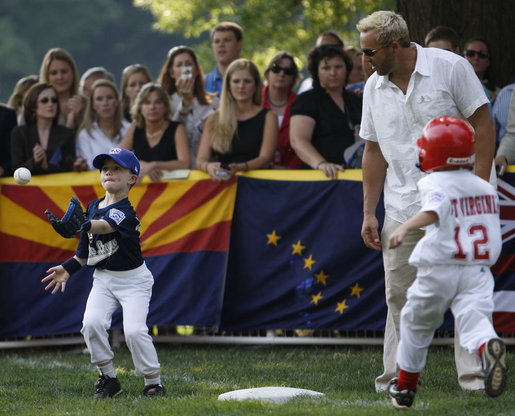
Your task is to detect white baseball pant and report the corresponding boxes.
[81,262,161,376]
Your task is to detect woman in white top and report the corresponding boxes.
[77,80,130,169]
[157,45,215,167]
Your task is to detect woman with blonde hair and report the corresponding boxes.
[120,64,152,122]
[157,45,215,167]
[77,80,130,169]
[197,59,278,181]
[7,75,39,124]
[120,83,190,182]
[39,48,85,129]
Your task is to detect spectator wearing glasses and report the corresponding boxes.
[262,51,302,168]
[290,44,362,179]
[357,10,495,394]
[11,83,76,174]
[204,22,243,98]
[463,37,498,105]
[157,45,215,167]
[120,64,153,122]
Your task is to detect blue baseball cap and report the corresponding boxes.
[93,148,140,176]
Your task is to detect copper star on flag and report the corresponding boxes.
[266,230,281,246]
[349,282,364,298]
[303,254,316,270]
[335,299,349,314]
[291,240,306,256]
[310,291,323,305]
[314,269,329,286]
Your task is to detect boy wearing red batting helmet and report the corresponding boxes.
[387,116,507,408]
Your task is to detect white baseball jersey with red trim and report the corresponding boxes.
[409,170,501,267]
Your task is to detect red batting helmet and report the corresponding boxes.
[417,115,475,173]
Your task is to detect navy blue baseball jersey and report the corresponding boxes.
[76,197,143,271]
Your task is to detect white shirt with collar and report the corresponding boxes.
[359,43,489,223]
[77,120,130,170]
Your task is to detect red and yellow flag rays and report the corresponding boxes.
[0,172,237,262]
[137,179,237,255]
[0,183,104,262]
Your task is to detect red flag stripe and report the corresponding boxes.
[1,185,63,221]
[140,179,235,242]
[135,182,169,219]
[142,221,231,255]
[0,232,75,262]
[493,312,515,333]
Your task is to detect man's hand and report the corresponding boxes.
[361,215,381,250]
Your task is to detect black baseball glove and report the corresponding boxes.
[45,196,86,238]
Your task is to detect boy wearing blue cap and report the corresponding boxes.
[42,148,164,398]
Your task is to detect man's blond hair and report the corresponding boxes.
[356,11,410,47]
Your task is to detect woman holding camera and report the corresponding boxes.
[196,59,278,182]
[157,46,215,167]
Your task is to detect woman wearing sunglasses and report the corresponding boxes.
[262,51,302,168]
[11,83,76,174]
[290,44,362,179]
[463,37,498,103]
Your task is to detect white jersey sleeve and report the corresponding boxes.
[409,171,501,267]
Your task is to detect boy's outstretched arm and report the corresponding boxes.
[42,256,87,295]
[388,211,438,249]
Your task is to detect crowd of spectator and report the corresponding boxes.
[1,19,513,183]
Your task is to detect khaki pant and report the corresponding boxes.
[374,216,484,392]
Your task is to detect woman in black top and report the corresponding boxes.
[120,83,190,182]
[290,44,362,179]
[11,83,76,175]
[196,59,278,182]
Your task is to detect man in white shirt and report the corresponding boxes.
[356,10,495,393]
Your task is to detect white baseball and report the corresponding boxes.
[14,167,31,185]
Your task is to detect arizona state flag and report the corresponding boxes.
[220,171,386,330]
[0,171,236,337]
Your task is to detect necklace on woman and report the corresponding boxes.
[146,121,167,142]
[268,94,288,107]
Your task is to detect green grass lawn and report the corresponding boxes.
[0,343,513,415]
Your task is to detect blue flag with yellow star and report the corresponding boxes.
[220,174,386,330]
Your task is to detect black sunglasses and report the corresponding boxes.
[464,50,489,59]
[39,97,58,104]
[362,44,389,57]
[271,64,295,76]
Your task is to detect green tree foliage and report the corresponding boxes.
[135,0,395,73]
[0,0,184,102]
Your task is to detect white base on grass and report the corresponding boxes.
[218,386,324,403]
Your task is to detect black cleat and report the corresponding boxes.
[387,377,416,409]
[143,383,166,397]
[94,375,122,398]
[482,338,507,398]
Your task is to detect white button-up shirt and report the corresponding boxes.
[360,43,489,223]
